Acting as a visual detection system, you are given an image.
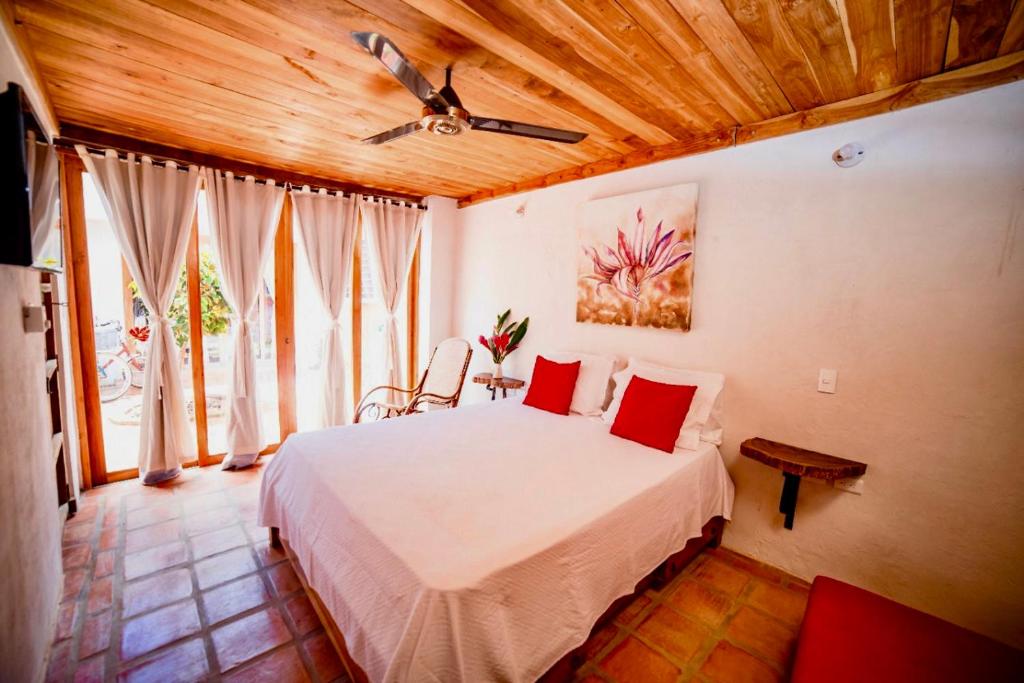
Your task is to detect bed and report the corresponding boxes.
[258,398,734,682]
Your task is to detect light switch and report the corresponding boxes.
[23,306,46,333]
[817,368,837,394]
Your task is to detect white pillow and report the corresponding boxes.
[602,358,725,450]
[545,351,616,416]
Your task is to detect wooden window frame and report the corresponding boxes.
[63,157,421,488]
[63,163,299,485]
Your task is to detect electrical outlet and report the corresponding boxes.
[817,368,837,394]
[833,476,864,495]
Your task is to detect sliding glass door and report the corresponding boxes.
[64,158,296,484]
[64,152,421,485]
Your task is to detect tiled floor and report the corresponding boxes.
[48,460,809,683]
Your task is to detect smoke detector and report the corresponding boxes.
[832,142,865,168]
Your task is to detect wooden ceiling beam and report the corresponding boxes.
[0,0,59,137]
[945,0,1014,69]
[401,0,678,145]
[999,0,1024,55]
[58,124,427,203]
[458,51,1024,207]
[894,0,954,82]
[666,0,793,116]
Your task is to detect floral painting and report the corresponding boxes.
[576,183,697,331]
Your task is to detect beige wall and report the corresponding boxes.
[447,82,1024,647]
[0,267,62,682]
[1,25,63,683]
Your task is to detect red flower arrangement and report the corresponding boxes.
[478,309,528,377]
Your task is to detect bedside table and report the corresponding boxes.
[472,373,525,401]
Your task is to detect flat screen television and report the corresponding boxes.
[1,81,62,272]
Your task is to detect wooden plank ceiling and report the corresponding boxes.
[13,0,1024,203]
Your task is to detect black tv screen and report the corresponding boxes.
[1,82,62,272]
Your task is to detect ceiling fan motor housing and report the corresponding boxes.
[422,106,470,136]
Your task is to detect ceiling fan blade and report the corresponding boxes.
[361,121,423,145]
[351,32,449,113]
[469,116,587,144]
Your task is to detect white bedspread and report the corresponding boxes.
[258,399,734,682]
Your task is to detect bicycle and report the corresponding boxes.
[96,326,148,403]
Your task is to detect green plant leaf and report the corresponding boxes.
[508,316,529,347]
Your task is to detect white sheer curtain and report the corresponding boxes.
[76,146,200,485]
[361,198,424,402]
[27,132,59,257]
[202,169,284,469]
[292,187,359,427]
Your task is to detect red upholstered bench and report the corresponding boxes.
[792,576,1023,682]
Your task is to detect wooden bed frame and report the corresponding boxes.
[270,515,724,682]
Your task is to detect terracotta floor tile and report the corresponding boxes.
[692,556,751,598]
[254,541,287,568]
[600,636,679,683]
[203,574,272,625]
[708,548,790,585]
[302,631,346,683]
[63,521,96,546]
[615,593,652,627]
[94,550,115,578]
[185,505,239,537]
[45,640,71,683]
[117,637,209,683]
[62,543,92,570]
[72,655,105,683]
[195,547,258,590]
[55,600,79,642]
[86,576,113,614]
[224,645,311,683]
[580,621,620,660]
[190,525,249,560]
[747,581,809,627]
[80,610,113,658]
[212,607,292,672]
[182,491,231,516]
[126,519,183,553]
[725,606,798,669]
[636,605,710,664]
[699,641,782,683]
[99,527,120,551]
[124,541,188,581]
[284,595,321,637]
[62,568,87,603]
[102,505,121,528]
[126,503,180,531]
[122,568,194,618]
[267,562,302,598]
[664,580,732,628]
[120,600,202,662]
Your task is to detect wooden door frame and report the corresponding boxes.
[63,164,298,486]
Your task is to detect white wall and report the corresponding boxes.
[419,195,458,365]
[1,27,63,683]
[448,82,1024,647]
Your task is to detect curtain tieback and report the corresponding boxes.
[146,315,175,392]
[232,315,256,398]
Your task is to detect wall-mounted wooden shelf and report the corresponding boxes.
[740,437,867,530]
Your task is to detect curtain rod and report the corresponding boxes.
[59,140,427,210]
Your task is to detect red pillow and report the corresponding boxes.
[611,376,697,453]
[523,356,581,415]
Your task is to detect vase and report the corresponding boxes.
[493,362,503,380]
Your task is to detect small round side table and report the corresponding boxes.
[472,372,525,401]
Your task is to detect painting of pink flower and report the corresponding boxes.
[576,184,697,331]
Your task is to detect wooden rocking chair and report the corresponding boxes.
[354,337,473,423]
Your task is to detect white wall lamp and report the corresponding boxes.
[832,142,865,168]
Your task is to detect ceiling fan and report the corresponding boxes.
[351,32,588,146]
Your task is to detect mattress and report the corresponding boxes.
[258,399,734,682]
